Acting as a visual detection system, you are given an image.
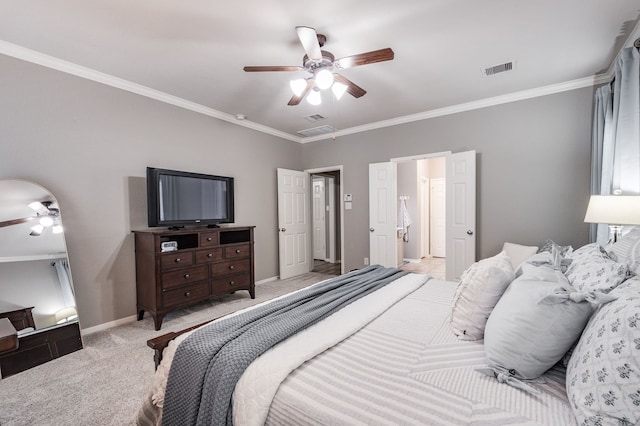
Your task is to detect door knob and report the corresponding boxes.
[280,228,286,232]
[467,230,474,235]
[369,227,375,232]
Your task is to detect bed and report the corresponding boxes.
[138,255,634,426]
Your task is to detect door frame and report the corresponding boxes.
[389,151,463,274]
[305,165,345,274]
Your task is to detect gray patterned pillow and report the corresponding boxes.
[565,243,628,293]
[566,278,640,425]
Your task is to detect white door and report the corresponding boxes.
[420,177,430,258]
[277,168,311,279]
[430,178,446,257]
[327,176,336,264]
[312,177,326,260]
[369,162,397,267]
[445,151,476,280]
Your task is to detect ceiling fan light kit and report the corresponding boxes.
[244,26,394,106]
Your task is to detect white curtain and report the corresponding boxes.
[592,47,640,245]
[53,259,75,307]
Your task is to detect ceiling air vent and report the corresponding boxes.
[482,60,515,77]
[304,114,326,122]
[297,125,335,137]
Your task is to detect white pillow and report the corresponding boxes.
[608,227,640,275]
[451,251,514,341]
[482,267,604,381]
[502,242,538,271]
[566,277,640,425]
[566,243,628,293]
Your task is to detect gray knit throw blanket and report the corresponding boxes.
[161,265,408,426]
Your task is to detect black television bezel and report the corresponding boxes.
[146,167,235,228]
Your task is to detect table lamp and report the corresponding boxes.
[584,195,640,242]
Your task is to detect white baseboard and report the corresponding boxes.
[81,315,137,336]
[81,276,280,335]
[403,258,422,264]
[256,276,278,285]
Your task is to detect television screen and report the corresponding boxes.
[147,167,234,228]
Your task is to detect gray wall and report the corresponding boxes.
[0,55,303,328]
[0,259,66,329]
[301,88,594,271]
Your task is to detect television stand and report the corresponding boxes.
[133,226,255,330]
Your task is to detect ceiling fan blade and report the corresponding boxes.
[243,66,303,72]
[287,79,315,106]
[0,217,35,228]
[295,26,322,62]
[334,74,367,98]
[28,201,50,214]
[334,48,395,70]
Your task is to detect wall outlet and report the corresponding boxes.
[364,257,369,265]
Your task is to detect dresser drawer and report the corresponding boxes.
[211,274,250,295]
[160,252,194,271]
[161,265,209,289]
[199,232,219,247]
[211,259,251,277]
[224,244,250,259]
[163,281,210,308]
[195,248,223,264]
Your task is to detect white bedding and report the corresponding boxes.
[141,273,576,425]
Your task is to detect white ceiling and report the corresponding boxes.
[0,0,639,142]
[0,180,67,260]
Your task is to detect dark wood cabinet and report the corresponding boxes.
[0,321,82,378]
[134,226,255,330]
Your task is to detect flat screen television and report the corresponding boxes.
[146,167,234,228]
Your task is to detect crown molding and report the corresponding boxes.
[300,75,603,143]
[0,40,610,145]
[0,41,300,143]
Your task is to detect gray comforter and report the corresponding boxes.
[161,265,408,426]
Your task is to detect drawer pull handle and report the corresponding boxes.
[184,274,190,279]
[229,265,235,270]
[207,237,212,241]
[185,291,191,297]
[229,281,235,286]
[207,253,213,258]
[175,258,181,263]
[235,249,241,254]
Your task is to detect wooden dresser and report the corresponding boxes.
[134,226,255,330]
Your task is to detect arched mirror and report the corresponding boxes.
[0,179,82,378]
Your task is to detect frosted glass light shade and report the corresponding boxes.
[584,195,640,225]
[315,69,334,90]
[39,215,54,227]
[289,78,307,96]
[306,90,322,105]
[332,82,348,100]
[52,224,63,234]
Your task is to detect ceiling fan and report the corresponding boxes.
[243,26,394,106]
[0,201,62,236]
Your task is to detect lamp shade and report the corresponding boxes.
[584,195,640,225]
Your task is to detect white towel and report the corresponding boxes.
[398,198,412,242]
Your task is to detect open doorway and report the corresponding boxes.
[396,157,447,279]
[309,168,342,276]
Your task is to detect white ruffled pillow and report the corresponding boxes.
[451,251,514,341]
[565,243,628,293]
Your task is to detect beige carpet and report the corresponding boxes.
[0,272,334,426]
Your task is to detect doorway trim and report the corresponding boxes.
[305,165,345,275]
